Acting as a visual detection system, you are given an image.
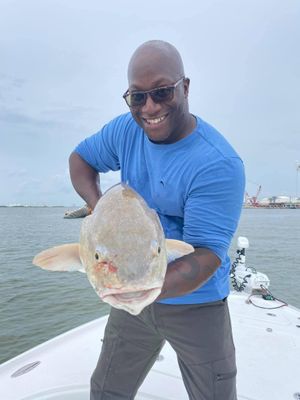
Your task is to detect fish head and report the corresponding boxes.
[79,183,167,315]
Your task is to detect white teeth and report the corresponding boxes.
[145,115,166,125]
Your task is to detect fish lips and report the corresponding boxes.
[99,287,162,315]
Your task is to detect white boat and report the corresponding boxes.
[1,237,299,400]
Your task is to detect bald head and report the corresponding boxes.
[125,40,195,144]
[128,40,185,86]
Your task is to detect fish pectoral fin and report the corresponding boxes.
[165,239,194,263]
[33,243,83,272]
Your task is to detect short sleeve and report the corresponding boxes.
[183,157,245,262]
[74,114,132,172]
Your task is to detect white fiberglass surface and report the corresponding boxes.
[21,385,89,400]
[1,295,300,400]
[20,386,184,400]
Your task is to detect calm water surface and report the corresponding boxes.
[0,207,299,364]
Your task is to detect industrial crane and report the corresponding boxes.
[245,185,262,207]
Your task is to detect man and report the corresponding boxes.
[69,40,245,400]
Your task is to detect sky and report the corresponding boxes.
[0,0,299,206]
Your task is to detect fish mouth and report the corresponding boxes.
[99,287,162,315]
[100,287,161,305]
[112,289,157,302]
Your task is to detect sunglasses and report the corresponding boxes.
[123,77,185,108]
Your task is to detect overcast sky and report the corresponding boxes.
[0,0,299,205]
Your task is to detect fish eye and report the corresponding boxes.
[95,253,99,260]
[150,240,161,257]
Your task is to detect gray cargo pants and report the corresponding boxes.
[90,299,237,400]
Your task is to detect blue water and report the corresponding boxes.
[0,207,299,364]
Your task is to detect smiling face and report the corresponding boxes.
[127,41,195,144]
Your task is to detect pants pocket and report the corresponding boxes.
[213,354,237,400]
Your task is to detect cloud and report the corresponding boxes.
[0,0,299,204]
[2,167,120,206]
[0,108,54,126]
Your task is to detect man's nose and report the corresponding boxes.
[141,93,161,114]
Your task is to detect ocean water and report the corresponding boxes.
[0,207,299,364]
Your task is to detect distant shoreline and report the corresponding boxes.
[0,205,80,208]
[244,204,300,209]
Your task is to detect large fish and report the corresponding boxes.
[33,183,194,315]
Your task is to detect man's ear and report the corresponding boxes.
[183,77,190,98]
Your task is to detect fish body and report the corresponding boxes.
[33,183,194,315]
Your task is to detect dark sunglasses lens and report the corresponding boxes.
[151,87,173,103]
[125,86,175,107]
[128,92,146,107]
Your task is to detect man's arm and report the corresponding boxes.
[69,152,102,210]
[156,248,221,300]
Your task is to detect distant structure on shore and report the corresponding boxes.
[244,178,300,209]
[244,195,300,209]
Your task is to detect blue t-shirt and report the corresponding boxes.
[75,112,245,304]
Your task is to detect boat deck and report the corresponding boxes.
[0,292,299,400]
